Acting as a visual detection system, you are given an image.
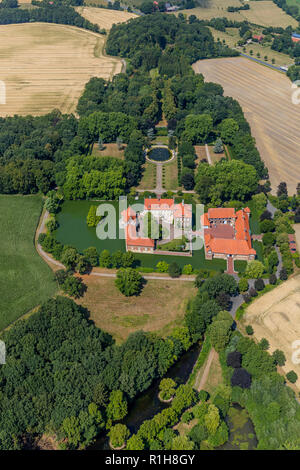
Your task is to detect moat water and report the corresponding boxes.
[89,343,201,450]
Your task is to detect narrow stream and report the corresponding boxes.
[89,343,201,450]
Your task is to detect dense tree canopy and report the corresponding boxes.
[63,155,126,200]
[0,297,194,449]
[106,13,237,74]
[195,160,258,204]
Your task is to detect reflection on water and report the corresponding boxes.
[89,344,201,450]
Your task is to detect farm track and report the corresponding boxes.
[193,57,300,194]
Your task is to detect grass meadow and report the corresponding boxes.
[0,195,57,330]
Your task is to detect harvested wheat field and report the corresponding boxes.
[294,224,300,251]
[194,57,300,194]
[177,0,297,28]
[76,6,137,30]
[243,275,300,388]
[0,23,122,117]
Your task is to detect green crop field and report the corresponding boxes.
[0,195,57,330]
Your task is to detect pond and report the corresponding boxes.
[89,343,202,450]
[55,200,125,254]
[55,200,226,271]
[148,146,171,162]
[219,404,257,450]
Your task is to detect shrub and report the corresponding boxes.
[279,267,288,281]
[61,275,86,299]
[159,378,176,401]
[231,368,252,389]
[260,210,272,221]
[254,278,265,291]
[87,205,101,227]
[269,273,277,285]
[109,424,130,448]
[182,264,193,275]
[38,233,46,244]
[272,349,286,366]
[214,138,223,154]
[198,390,209,402]
[249,287,258,297]
[76,255,91,275]
[226,351,242,368]
[245,325,254,336]
[99,249,112,268]
[188,423,208,444]
[61,247,78,269]
[216,292,231,310]
[286,371,298,384]
[245,260,264,279]
[238,278,249,293]
[156,261,169,273]
[259,338,269,350]
[168,262,182,278]
[263,232,275,247]
[182,411,193,424]
[260,219,275,233]
[115,268,143,296]
[83,247,99,267]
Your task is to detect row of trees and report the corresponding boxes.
[0,3,101,33]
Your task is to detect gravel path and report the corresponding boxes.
[195,348,216,391]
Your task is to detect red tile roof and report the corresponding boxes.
[125,225,155,247]
[201,213,210,227]
[144,198,174,211]
[204,208,255,256]
[174,203,192,218]
[253,35,264,41]
[121,207,136,223]
[206,238,256,256]
[208,208,236,219]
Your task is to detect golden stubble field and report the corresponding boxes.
[193,57,300,194]
[243,274,300,389]
[177,0,297,28]
[0,22,122,116]
[76,6,137,30]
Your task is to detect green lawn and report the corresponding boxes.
[136,161,156,190]
[253,240,264,262]
[0,195,57,330]
[163,157,179,191]
[247,200,261,235]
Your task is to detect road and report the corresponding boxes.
[239,53,287,73]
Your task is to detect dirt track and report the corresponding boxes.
[193,57,300,194]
